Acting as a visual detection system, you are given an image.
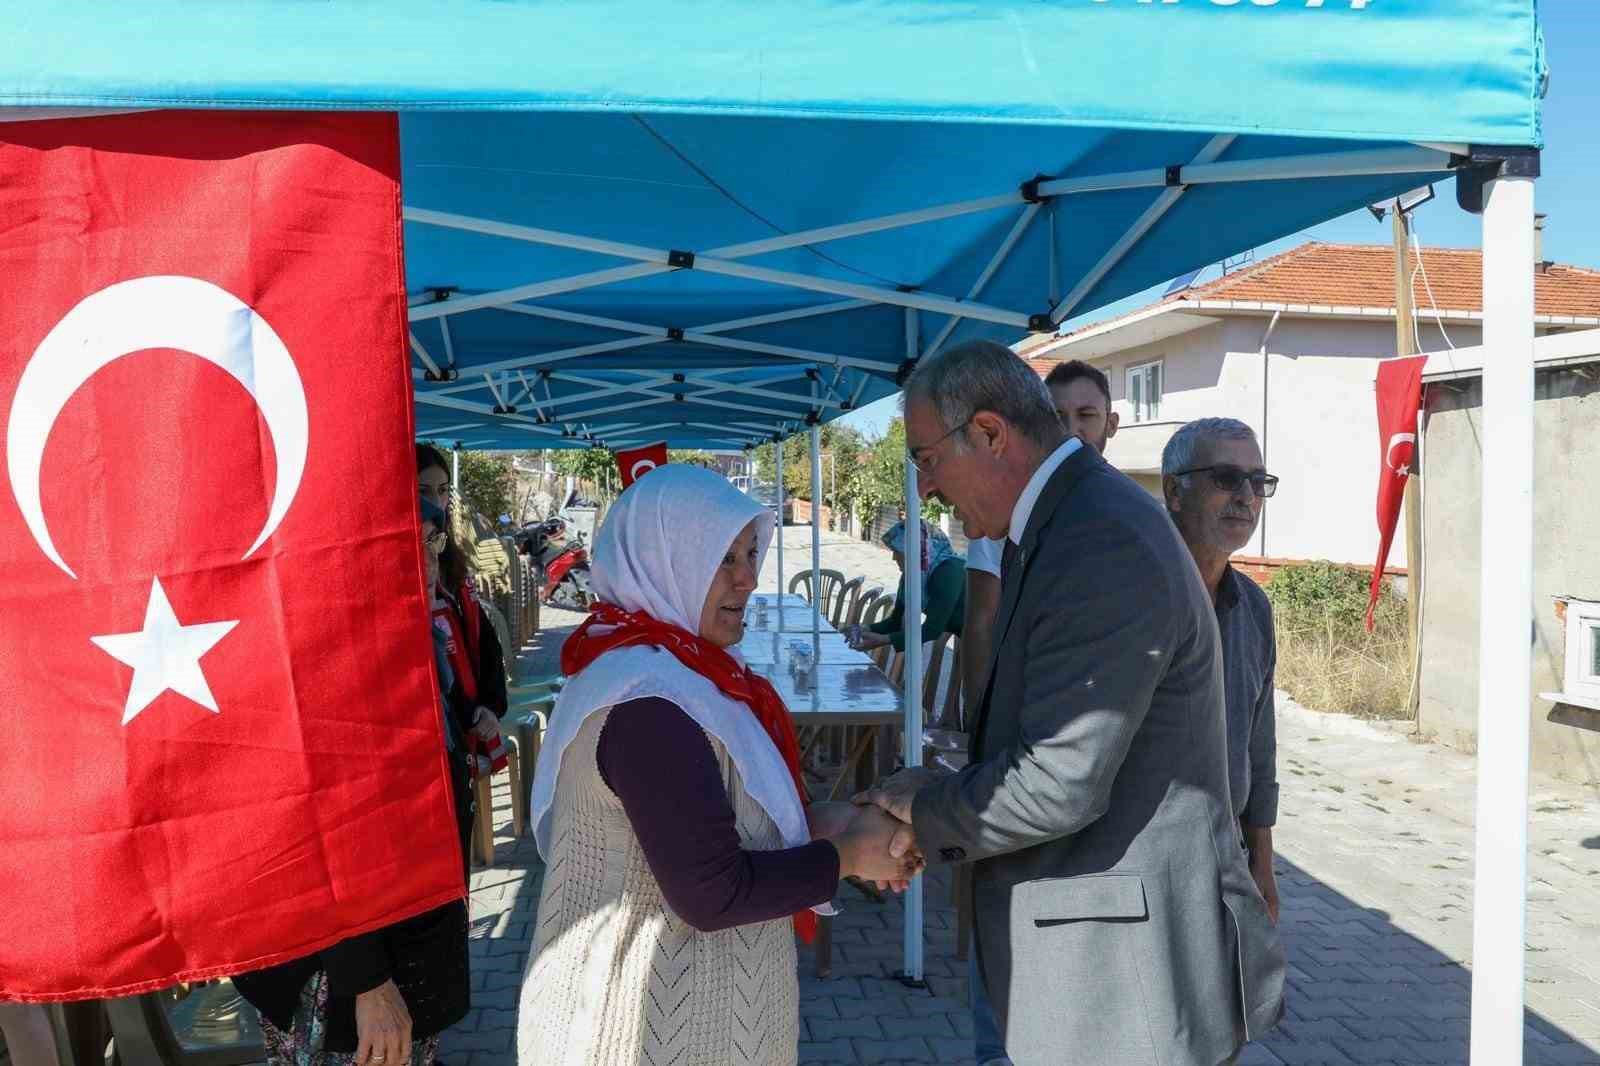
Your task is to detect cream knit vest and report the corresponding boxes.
[517,708,799,1066]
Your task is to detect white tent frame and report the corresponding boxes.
[405,144,1454,449]
[408,139,1540,1061]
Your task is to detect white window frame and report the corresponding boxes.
[1542,597,1600,711]
[1126,359,1163,423]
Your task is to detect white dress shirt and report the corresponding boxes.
[1008,436,1082,546]
[965,535,1003,577]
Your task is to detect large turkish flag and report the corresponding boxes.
[0,112,462,1000]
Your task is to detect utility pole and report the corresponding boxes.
[1393,206,1423,717]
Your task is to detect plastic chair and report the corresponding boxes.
[830,575,865,629]
[788,568,847,620]
[505,706,550,839]
[922,635,950,721]
[848,585,883,628]
[859,595,896,672]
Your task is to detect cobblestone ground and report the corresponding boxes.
[446,527,1600,1066]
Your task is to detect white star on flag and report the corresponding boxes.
[91,578,240,725]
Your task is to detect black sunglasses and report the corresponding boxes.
[1173,465,1279,498]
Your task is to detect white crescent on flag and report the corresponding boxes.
[5,275,309,579]
[629,457,659,482]
[1385,432,1417,474]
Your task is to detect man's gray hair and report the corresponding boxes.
[902,339,1061,449]
[1161,417,1259,481]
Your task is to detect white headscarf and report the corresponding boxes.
[530,464,810,861]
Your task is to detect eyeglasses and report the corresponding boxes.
[1173,465,1279,498]
[908,419,971,474]
[425,529,449,552]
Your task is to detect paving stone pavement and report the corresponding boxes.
[450,526,1600,1066]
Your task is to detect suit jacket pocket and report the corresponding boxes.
[1017,872,1148,925]
[1005,873,1157,1064]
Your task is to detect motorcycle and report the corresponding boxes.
[518,515,593,611]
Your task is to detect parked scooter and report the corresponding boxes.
[517,516,593,611]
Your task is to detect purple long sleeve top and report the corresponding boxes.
[596,696,840,932]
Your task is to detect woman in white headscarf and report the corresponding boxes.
[518,465,916,1066]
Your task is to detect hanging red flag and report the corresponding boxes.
[615,441,669,488]
[1367,356,1428,631]
[0,111,462,1000]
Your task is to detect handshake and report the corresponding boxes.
[808,767,945,890]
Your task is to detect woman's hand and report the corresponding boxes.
[471,706,501,743]
[849,630,890,651]
[353,979,411,1066]
[827,805,924,885]
[806,801,858,840]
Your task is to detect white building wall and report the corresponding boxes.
[1088,314,1490,568]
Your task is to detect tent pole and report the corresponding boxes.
[1469,172,1535,1066]
[901,307,925,985]
[811,426,823,642]
[901,448,925,984]
[451,443,461,503]
[776,437,785,599]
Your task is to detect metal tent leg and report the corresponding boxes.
[1468,172,1535,1065]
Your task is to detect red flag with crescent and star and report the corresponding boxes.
[1367,355,1427,631]
[615,441,668,489]
[0,111,463,1000]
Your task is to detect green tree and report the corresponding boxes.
[550,446,616,485]
[752,424,868,502]
[455,450,517,521]
[668,449,717,468]
[839,418,947,526]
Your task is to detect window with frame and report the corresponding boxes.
[1126,360,1163,423]
[1560,599,1600,709]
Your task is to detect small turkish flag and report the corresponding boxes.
[0,112,462,999]
[616,441,669,489]
[1367,356,1427,630]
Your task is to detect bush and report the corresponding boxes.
[1265,561,1412,720]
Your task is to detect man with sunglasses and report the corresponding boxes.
[1161,418,1282,926]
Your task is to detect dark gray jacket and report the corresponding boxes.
[912,448,1285,1066]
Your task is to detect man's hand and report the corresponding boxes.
[829,805,925,885]
[353,979,411,1066]
[1244,824,1279,924]
[852,766,945,827]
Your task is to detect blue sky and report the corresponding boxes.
[842,0,1595,438]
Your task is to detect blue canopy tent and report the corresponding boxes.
[1,2,1546,1059]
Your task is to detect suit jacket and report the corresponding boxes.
[912,447,1285,1066]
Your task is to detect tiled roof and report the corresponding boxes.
[1027,241,1600,365]
[1176,241,1600,318]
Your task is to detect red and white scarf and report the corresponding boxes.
[531,464,825,942]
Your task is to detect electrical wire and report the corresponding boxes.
[1407,220,1458,351]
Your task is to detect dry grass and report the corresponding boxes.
[1267,562,1413,720]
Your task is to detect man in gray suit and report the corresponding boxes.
[859,340,1284,1066]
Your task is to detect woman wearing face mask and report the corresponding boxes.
[517,465,919,1066]
[234,496,470,1066]
[416,445,510,764]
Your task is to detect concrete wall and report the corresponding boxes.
[1418,366,1600,786]
[1088,314,1492,567]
